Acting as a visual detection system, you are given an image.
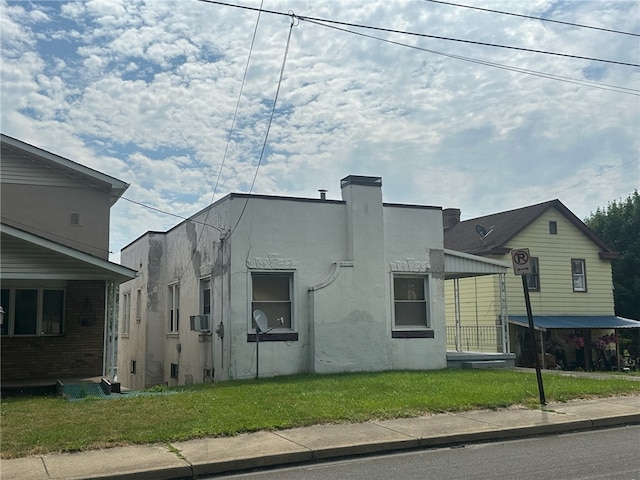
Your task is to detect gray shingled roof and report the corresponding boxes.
[443,199,617,258]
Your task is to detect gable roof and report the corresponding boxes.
[1,134,129,206]
[443,199,617,259]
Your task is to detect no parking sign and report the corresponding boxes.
[511,248,531,275]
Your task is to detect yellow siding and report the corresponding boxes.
[501,209,614,315]
[445,275,500,328]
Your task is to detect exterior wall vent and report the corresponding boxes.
[70,212,81,226]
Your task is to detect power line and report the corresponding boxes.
[1,216,112,255]
[305,18,639,96]
[228,16,298,238]
[198,1,640,67]
[176,0,267,281]
[541,158,640,201]
[423,0,640,37]
[119,195,224,232]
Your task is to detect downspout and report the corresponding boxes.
[212,238,220,377]
[214,234,228,379]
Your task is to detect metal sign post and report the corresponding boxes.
[511,248,546,405]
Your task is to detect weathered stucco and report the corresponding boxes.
[118,176,448,389]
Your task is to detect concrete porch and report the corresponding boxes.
[447,352,516,369]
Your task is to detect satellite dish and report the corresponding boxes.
[253,309,268,333]
[475,224,494,239]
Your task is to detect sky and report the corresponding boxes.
[1,0,639,262]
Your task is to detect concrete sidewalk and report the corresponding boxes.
[3,395,639,480]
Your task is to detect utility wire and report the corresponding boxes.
[227,15,297,239]
[119,196,225,232]
[305,18,639,96]
[540,158,640,201]
[198,1,640,67]
[176,0,266,281]
[1,216,112,255]
[423,0,640,37]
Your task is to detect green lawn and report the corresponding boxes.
[2,369,639,459]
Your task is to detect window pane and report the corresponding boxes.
[252,275,290,301]
[572,260,586,291]
[251,273,293,330]
[168,285,179,332]
[15,289,37,335]
[122,293,130,333]
[1,288,9,336]
[394,277,425,301]
[394,276,429,328]
[394,302,427,327]
[42,290,64,334]
[572,260,584,274]
[526,258,539,290]
[201,280,211,315]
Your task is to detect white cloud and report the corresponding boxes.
[1,0,638,261]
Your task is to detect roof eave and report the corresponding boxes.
[1,223,137,282]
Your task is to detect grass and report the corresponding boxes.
[2,369,639,459]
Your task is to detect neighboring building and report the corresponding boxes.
[443,200,639,370]
[117,175,508,389]
[0,134,136,384]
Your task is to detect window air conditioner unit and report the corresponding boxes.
[190,314,210,332]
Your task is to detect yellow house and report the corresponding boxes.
[443,200,639,370]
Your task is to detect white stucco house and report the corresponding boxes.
[117,175,509,389]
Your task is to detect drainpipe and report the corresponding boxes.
[213,234,227,380]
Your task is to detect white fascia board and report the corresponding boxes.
[444,248,511,270]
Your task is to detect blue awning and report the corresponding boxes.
[509,315,640,331]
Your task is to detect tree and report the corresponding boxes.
[585,191,640,359]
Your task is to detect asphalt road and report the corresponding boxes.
[209,425,640,480]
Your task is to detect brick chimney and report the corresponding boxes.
[442,208,461,229]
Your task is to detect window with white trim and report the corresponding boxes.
[571,259,587,292]
[0,286,65,336]
[121,292,131,334]
[168,283,180,332]
[393,275,429,328]
[200,278,211,316]
[525,257,540,291]
[251,272,293,330]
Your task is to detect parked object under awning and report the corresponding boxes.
[509,315,640,331]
